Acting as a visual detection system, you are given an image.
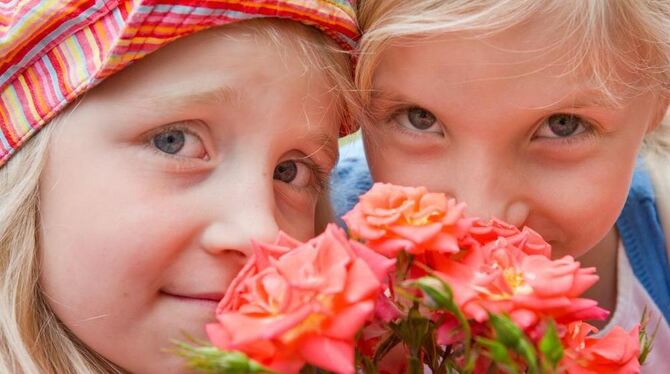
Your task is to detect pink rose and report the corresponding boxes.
[561,322,641,374]
[469,218,521,244]
[470,219,551,258]
[343,183,472,257]
[433,238,606,330]
[207,225,394,374]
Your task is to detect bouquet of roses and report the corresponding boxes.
[175,183,654,374]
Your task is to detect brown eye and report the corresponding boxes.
[273,160,313,188]
[274,160,298,183]
[407,107,437,130]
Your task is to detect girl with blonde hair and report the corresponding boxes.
[331,0,670,370]
[0,1,358,372]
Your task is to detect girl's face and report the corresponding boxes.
[38,26,340,373]
[363,20,665,261]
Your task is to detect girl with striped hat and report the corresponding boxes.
[0,1,358,372]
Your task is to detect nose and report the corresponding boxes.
[199,217,278,258]
[444,155,530,228]
[198,175,279,258]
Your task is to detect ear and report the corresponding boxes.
[647,96,670,134]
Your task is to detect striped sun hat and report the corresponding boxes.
[0,0,358,167]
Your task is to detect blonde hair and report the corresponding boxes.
[0,119,122,373]
[0,18,356,373]
[356,0,670,249]
[243,18,358,135]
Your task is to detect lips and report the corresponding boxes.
[161,290,224,304]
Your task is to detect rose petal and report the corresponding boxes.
[299,335,355,374]
[343,259,381,303]
[324,301,375,340]
[349,240,396,281]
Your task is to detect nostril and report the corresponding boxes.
[220,248,249,261]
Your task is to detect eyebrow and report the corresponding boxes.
[545,93,622,110]
[370,89,404,103]
[372,85,622,112]
[144,85,242,109]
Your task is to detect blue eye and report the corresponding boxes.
[149,126,208,160]
[153,130,185,154]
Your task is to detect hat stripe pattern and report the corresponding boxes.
[0,0,358,166]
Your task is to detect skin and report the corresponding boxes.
[362,20,667,318]
[38,24,340,373]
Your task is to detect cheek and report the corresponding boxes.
[364,133,432,186]
[529,160,634,258]
[276,198,317,241]
[38,163,197,326]
[39,197,182,310]
[38,188,201,369]
[362,124,451,191]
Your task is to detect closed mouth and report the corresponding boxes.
[160,291,224,305]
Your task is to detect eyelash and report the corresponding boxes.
[370,102,405,125]
[286,159,329,195]
[532,115,599,146]
[543,129,596,146]
[379,105,444,139]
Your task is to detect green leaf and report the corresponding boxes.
[396,251,415,282]
[172,342,277,374]
[409,275,474,370]
[638,308,659,365]
[538,321,563,370]
[356,353,377,374]
[373,331,402,364]
[488,314,539,374]
[403,304,433,351]
[488,314,524,347]
[407,356,423,374]
[476,337,517,373]
[414,276,455,311]
[518,340,540,374]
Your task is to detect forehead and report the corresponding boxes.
[372,7,648,105]
[374,17,638,110]
[95,25,326,99]
[85,23,338,124]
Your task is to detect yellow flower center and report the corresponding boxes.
[481,267,533,301]
[281,313,327,344]
[503,267,533,296]
[280,295,333,344]
[405,210,442,226]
